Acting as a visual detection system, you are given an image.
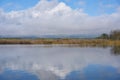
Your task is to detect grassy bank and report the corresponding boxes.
[0,38,120,47]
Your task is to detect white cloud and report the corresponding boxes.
[0,0,120,36]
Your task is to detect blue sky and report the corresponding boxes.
[0,0,119,16]
[0,0,39,11]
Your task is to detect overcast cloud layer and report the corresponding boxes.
[0,0,120,36]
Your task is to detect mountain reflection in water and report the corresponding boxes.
[0,45,120,80]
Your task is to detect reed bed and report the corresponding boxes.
[0,39,120,47]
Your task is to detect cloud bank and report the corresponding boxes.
[0,0,120,36]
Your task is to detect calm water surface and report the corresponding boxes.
[0,45,120,80]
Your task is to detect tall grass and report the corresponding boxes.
[0,38,120,47]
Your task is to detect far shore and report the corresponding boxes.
[0,38,120,47]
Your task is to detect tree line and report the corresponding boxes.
[97,30,120,40]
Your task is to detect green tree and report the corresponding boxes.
[110,30,120,40]
[98,33,109,39]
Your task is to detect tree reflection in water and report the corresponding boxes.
[111,46,120,55]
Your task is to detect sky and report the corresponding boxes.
[0,0,120,36]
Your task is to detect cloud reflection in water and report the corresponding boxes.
[0,45,120,80]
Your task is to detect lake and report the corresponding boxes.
[0,45,120,80]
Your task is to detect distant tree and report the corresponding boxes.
[110,30,120,40]
[97,30,120,40]
[98,33,109,39]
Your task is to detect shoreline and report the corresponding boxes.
[0,39,120,46]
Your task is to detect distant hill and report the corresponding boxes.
[0,34,97,39]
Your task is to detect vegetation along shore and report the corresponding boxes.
[0,30,120,47]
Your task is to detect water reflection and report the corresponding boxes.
[111,46,120,55]
[0,65,120,80]
[65,64,120,80]
[0,69,39,80]
[0,45,120,80]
